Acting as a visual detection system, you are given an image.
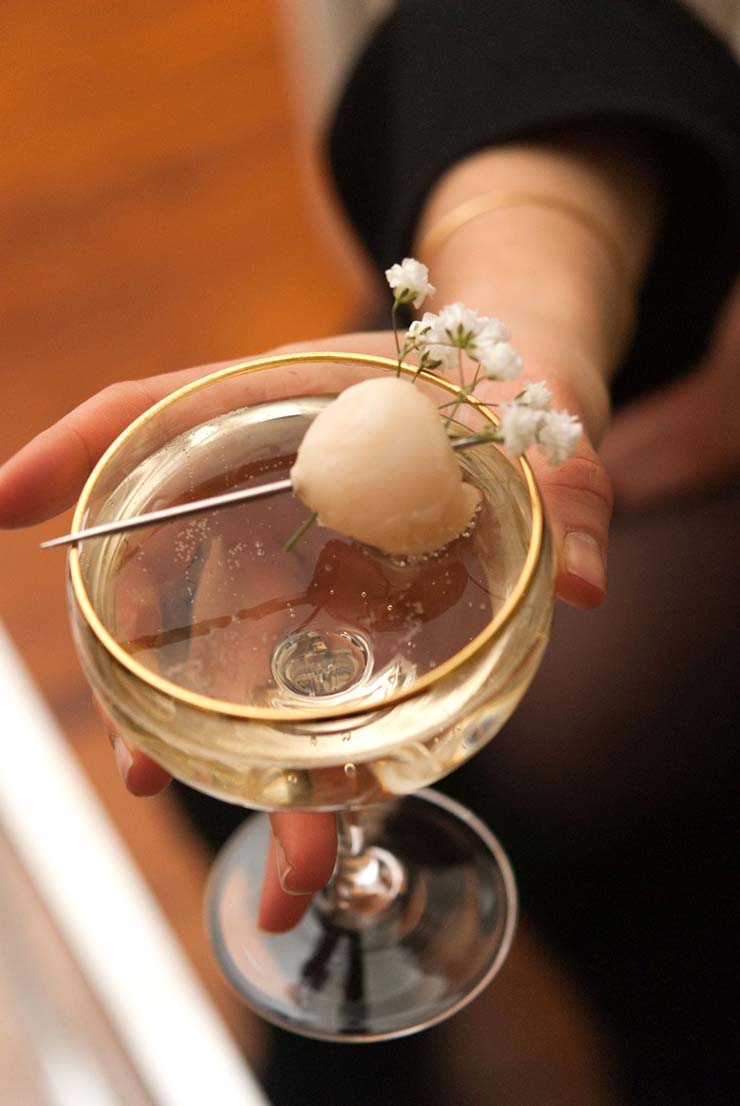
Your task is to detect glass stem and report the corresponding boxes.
[323,808,406,926]
[336,809,366,858]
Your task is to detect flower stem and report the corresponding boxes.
[444,361,483,429]
[283,511,318,553]
[392,301,402,375]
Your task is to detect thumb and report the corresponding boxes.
[532,436,613,609]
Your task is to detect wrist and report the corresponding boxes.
[450,252,618,356]
[414,134,660,381]
[417,207,631,386]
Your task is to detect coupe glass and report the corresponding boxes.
[67,352,553,1042]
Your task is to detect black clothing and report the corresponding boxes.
[329,0,740,405]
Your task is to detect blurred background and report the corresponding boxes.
[0,0,375,1096]
[2,4,738,1105]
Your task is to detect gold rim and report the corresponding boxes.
[69,352,545,722]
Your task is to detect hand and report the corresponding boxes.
[600,274,740,508]
[0,330,613,930]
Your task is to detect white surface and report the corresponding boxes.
[0,622,269,1106]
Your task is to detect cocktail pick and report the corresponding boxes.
[40,435,489,549]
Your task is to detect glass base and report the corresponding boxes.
[206,789,517,1042]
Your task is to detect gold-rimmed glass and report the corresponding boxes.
[67,352,554,1040]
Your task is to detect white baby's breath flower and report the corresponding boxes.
[385,258,435,308]
[517,380,552,410]
[475,340,522,381]
[411,312,438,337]
[406,312,459,371]
[425,345,460,371]
[405,318,426,344]
[476,316,510,345]
[498,402,543,455]
[407,305,517,378]
[537,409,582,465]
[436,301,483,345]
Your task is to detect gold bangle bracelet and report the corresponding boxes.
[417,190,632,288]
[417,189,637,344]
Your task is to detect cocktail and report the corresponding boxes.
[67,349,554,1041]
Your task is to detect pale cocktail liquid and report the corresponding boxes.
[82,397,536,806]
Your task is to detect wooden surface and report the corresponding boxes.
[0,0,361,1070]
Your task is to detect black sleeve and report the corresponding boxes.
[328,0,740,401]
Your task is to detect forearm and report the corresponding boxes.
[413,132,661,439]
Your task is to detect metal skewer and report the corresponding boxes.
[40,435,493,549]
[40,477,294,549]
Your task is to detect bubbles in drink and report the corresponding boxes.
[110,399,511,711]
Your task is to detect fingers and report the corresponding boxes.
[532,436,614,609]
[257,836,316,933]
[0,364,226,528]
[0,337,399,531]
[476,364,613,609]
[602,271,740,510]
[258,812,338,934]
[601,365,740,510]
[114,738,173,798]
[92,694,172,797]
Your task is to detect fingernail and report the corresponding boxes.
[113,737,133,786]
[274,835,310,896]
[564,531,606,592]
